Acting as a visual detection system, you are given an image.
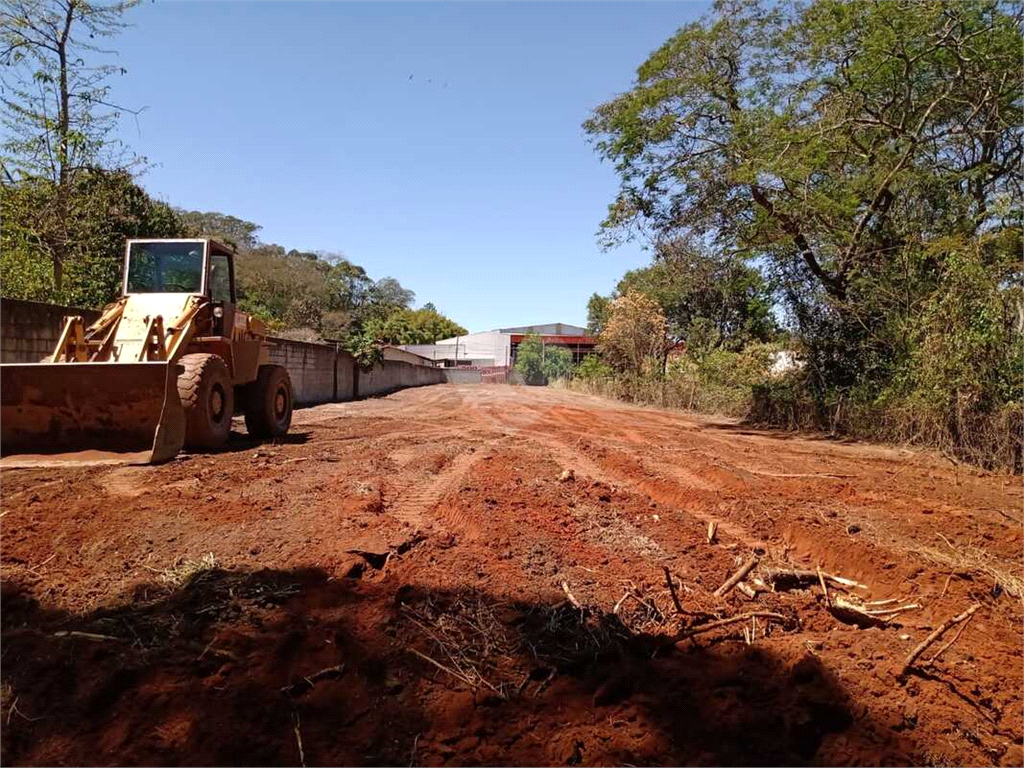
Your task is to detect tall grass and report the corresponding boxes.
[561,366,1022,474]
[750,380,1023,473]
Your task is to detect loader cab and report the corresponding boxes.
[124,238,237,336]
[124,239,235,300]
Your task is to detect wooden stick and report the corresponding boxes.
[561,581,583,610]
[282,664,346,696]
[409,732,420,768]
[291,710,306,768]
[939,573,953,598]
[749,470,854,479]
[612,591,630,614]
[675,612,789,644]
[899,604,981,680]
[817,567,831,607]
[762,567,868,591]
[53,630,122,642]
[736,582,757,600]
[706,521,718,544]
[927,612,975,665]
[408,647,476,687]
[865,603,920,616]
[663,567,684,613]
[714,555,758,597]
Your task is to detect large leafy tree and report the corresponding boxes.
[586,1,1021,298]
[598,290,669,375]
[1,0,144,288]
[586,293,612,336]
[616,242,775,354]
[541,345,574,382]
[514,334,546,385]
[1,169,181,307]
[363,307,467,345]
[585,0,1023,419]
[177,210,262,251]
[1,0,142,183]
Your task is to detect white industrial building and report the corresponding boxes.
[399,323,596,368]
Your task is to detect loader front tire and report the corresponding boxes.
[244,365,293,440]
[177,353,234,449]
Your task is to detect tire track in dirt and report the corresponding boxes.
[384,448,488,532]
[474,403,771,553]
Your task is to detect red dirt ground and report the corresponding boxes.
[1,384,1021,766]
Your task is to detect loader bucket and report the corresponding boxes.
[0,361,186,467]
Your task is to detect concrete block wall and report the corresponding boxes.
[266,338,343,406]
[443,369,483,384]
[358,359,445,397]
[1,298,102,364]
[1,299,449,406]
[336,350,356,401]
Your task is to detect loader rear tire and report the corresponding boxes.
[244,365,293,440]
[177,353,234,449]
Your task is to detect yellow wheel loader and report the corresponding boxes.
[0,239,293,467]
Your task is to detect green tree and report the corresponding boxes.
[514,334,546,385]
[364,277,415,320]
[585,1,1021,301]
[176,210,262,251]
[574,354,613,380]
[1,169,182,307]
[616,242,775,355]
[1,0,143,289]
[586,293,612,335]
[541,345,574,382]
[585,0,1023,463]
[363,307,467,345]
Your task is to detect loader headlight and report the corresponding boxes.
[213,307,224,318]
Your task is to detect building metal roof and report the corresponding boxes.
[496,322,589,336]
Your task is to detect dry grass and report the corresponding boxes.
[143,552,217,589]
[399,591,633,697]
[401,595,518,696]
[566,374,1022,474]
[559,376,751,418]
[914,537,1024,600]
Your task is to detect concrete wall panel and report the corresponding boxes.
[442,369,483,384]
[1,300,444,407]
[266,338,338,406]
[1,299,102,363]
[358,359,445,397]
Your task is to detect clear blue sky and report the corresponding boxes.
[112,1,709,331]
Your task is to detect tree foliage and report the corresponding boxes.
[542,345,575,382]
[1,0,144,288]
[1,169,181,307]
[586,293,612,336]
[362,307,467,345]
[586,1,1021,287]
[176,209,262,251]
[574,353,613,380]
[514,334,546,385]
[585,0,1023,464]
[598,290,669,375]
[615,242,775,355]
[514,335,580,385]
[1,0,142,183]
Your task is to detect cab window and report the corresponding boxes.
[209,253,233,303]
[126,242,204,293]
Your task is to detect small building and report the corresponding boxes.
[381,345,437,367]
[398,322,597,369]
